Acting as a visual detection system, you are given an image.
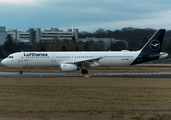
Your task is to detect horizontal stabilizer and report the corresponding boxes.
[149,52,168,59]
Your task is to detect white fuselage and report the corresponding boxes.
[1,29,168,74]
[1,51,141,68]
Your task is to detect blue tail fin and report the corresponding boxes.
[141,29,165,53]
[131,29,165,65]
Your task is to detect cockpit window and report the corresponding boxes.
[7,56,13,58]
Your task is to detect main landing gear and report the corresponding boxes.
[81,69,88,74]
[19,67,23,74]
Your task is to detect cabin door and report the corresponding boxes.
[51,53,56,62]
[18,53,23,62]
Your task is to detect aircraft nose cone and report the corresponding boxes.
[1,59,7,66]
[1,59,5,65]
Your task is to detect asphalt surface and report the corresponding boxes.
[0,71,171,78]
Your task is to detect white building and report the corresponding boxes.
[7,29,30,43]
[7,28,79,44]
[0,27,7,45]
[41,28,78,42]
[2,27,127,50]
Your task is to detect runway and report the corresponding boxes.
[0,71,171,78]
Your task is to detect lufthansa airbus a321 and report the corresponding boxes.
[1,29,168,74]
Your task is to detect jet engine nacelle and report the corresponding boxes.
[60,64,78,72]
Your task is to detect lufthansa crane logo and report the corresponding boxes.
[150,40,160,51]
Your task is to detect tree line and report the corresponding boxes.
[80,27,171,53]
[0,27,171,58]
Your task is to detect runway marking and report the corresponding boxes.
[24,72,161,77]
[0,72,169,78]
[85,75,90,77]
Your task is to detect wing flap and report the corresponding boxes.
[74,57,102,63]
[64,57,103,67]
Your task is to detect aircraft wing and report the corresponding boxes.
[64,57,103,67]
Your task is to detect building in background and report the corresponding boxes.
[0,27,7,45]
[0,26,127,50]
[6,28,79,44]
[41,28,78,42]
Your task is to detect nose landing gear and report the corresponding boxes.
[19,67,23,74]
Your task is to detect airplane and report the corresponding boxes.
[1,29,168,74]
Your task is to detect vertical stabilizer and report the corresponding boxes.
[140,29,165,53]
[131,29,165,65]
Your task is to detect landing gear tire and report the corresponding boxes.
[19,71,23,74]
[82,69,88,74]
[19,67,23,74]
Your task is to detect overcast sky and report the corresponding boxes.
[0,0,171,32]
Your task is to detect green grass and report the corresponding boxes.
[0,77,171,119]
